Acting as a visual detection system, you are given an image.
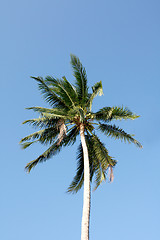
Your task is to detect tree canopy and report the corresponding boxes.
[20,54,142,192]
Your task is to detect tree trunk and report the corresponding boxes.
[80,124,91,240]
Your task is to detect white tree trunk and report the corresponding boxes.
[80,124,91,240]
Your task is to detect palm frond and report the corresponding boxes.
[93,107,113,121]
[45,77,77,108]
[22,117,60,129]
[62,76,78,103]
[63,126,79,146]
[21,141,38,149]
[98,123,142,148]
[20,130,45,143]
[85,122,95,132]
[87,133,117,190]
[26,107,70,119]
[25,139,63,173]
[94,106,139,122]
[87,81,103,111]
[67,143,84,193]
[111,106,140,120]
[31,76,68,109]
[20,125,60,147]
[39,127,59,144]
[67,132,117,193]
[70,54,88,106]
[67,136,95,194]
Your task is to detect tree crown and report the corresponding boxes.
[20,54,142,192]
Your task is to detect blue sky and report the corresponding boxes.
[1,0,160,239]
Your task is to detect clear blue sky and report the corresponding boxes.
[1,0,160,239]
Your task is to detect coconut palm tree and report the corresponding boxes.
[20,54,142,240]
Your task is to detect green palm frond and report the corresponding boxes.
[70,54,88,106]
[22,117,60,129]
[67,143,84,193]
[87,81,103,111]
[62,76,78,103]
[85,122,94,132]
[67,136,95,194]
[20,141,38,149]
[26,107,70,119]
[90,134,117,168]
[45,77,77,108]
[111,106,140,120]
[43,75,58,87]
[20,126,60,147]
[87,133,117,190]
[94,106,139,122]
[23,126,80,173]
[25,139,63,173]
[63,126,79,146]
[98,123,142,148]
[31,76,68,109]
[20,130,45,143]
[93,107,113,121]
[39,127,60,144]
[67,133,117,193]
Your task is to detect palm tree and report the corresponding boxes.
[20,54,142,240]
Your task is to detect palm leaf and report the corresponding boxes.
[45,77,77,108]
[70,54,88,106]
[98,123,142,148]
[111,106,140,120]
[67,136,95,194]
[94,106,139,122]
[26,107,70,119]
[22,117,60,129]
[67,133,116,193]
[87,133,117,190]
[39,127,60,144]
[93,107,113,121]
[25,139,63,173]
[63,126,79,146]
[20,130,45,143]
[20,141,38,149]
[24,124,80,173]
[87,81,103,111]
[31,76,68,109]
[62,76,78,104]
[67,143,84,193]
